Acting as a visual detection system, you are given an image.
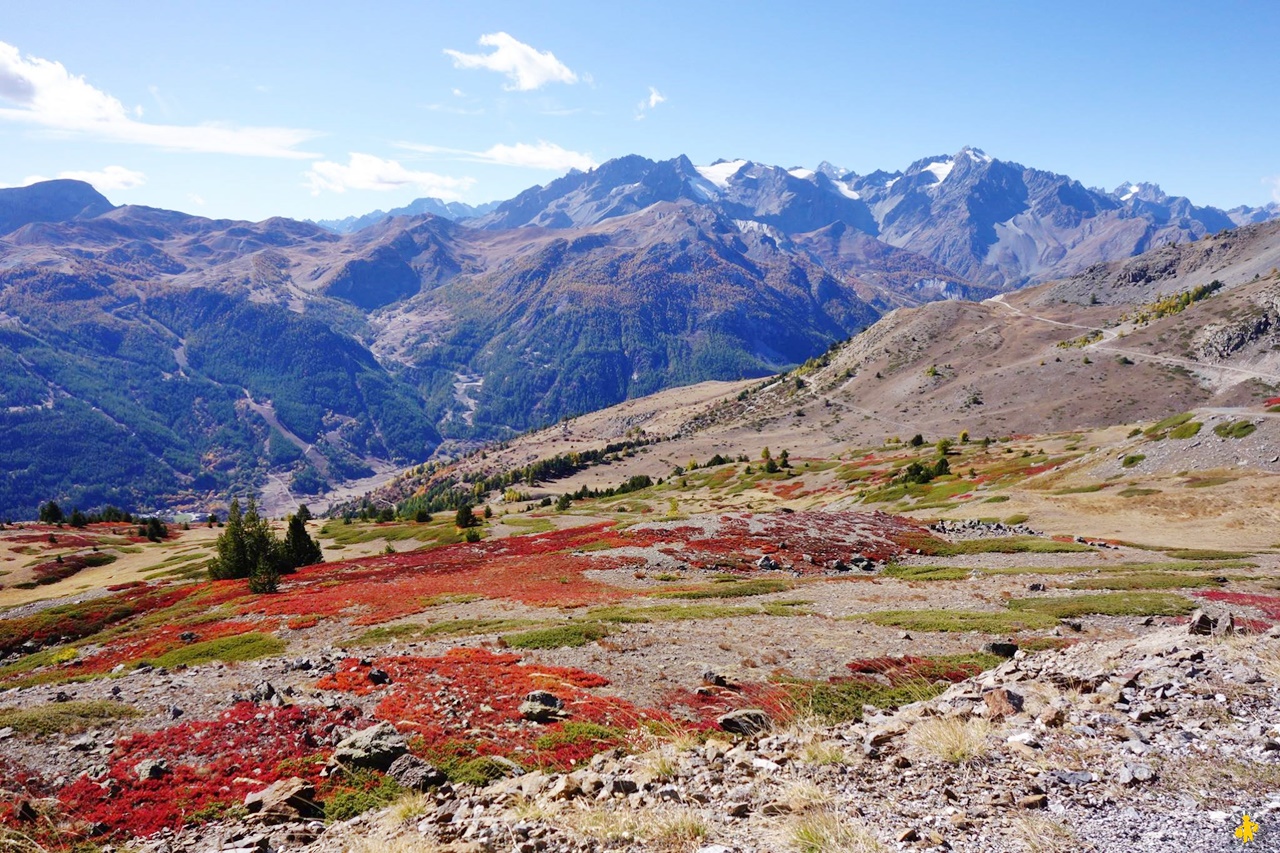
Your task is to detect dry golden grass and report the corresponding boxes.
[1009,814,1093,853]
[649,810,712,852]
[906,717,993,765]
[346,834,448,853]
[789,811,886,853]
[778,780,834,813]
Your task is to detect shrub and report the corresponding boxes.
[0,700,142,735]
[322,770,404,822]
[880,565,970,581]
[652,579,793,600]
[501,622,610,649]
[1214,420,1257,439]
[1006,592,1194,618]
[138,633,286,669]
[1121,454,1146,468]
[1169,421,1202,439]
[848,609,1057,633]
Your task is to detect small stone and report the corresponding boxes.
[983,687,1024,718]
[1187,609,1215,636]
[897,827,920,842]
[333,722,407,771]
[387,754,446,791]
[725,801,750,818]
[547,774,583,800]
[1018,793,1048,809]
[367,667,391,685]
[244,777,319,823]
[133,758,169,781]
[718,708,771,736]
[702,670,730,687]
[982,642,1019,658]
[1117,763,1155,786]
[520,690,568,723]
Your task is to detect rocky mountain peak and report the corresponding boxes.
[0,179,115,236]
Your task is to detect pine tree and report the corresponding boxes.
[38,501,63,524]
[283,513,322,571]
[454,504,477,529]
[208,498,285,589]
[208,498,249,580]
[248,553,279,594]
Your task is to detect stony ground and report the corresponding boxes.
[111,620,1280,853]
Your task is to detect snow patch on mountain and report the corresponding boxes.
[832,181,861,200]
[696,159,748,189]
[787,167,815,180]
[923,159,955,184]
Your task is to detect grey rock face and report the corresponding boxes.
[333,722,408,771]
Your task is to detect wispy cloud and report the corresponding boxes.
[0,41,319,158]
[1267,175,1280,204]
[399,140,596,171]
[444,33,577,91]
[305,152,474,198]
[21,164,146,191]
[423,102,485,116]
[634,86,666,120]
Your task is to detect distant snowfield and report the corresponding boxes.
[696,159,748,189]
[923,159,955,184]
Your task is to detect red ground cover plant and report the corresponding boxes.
[1195,591,1280,626]
[0,581,257,681]
[35,703,355,840]
[235,511,930,626]
[662,653,993,726]
[316,649,656,771]
[0,584,194,659]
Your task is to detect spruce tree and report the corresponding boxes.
[248,552,279,594]
[283,513,322,571]
[208,498,249,580]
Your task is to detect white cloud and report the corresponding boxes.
[188,193,206,207]
[1267,175,1280,204]
[399,140,596,171]
[444,32,577,91]
[20,165,146,192]
[635,86,666,120]
[304,152,475,198]
[0,40,318,158]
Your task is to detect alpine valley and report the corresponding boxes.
[1,148,1277,519]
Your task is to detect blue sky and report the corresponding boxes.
[2,1,1277,221]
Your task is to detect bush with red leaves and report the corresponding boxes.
[47,702,352,839]
[317,648,655,772]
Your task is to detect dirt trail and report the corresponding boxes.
[988,293,1280,385]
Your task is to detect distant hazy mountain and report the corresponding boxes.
[313,197,499,233]
[0,179,115,235]
[475,148,1277,289]
[2,148,1276,517]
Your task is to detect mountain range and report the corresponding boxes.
[1,147,1277,518]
